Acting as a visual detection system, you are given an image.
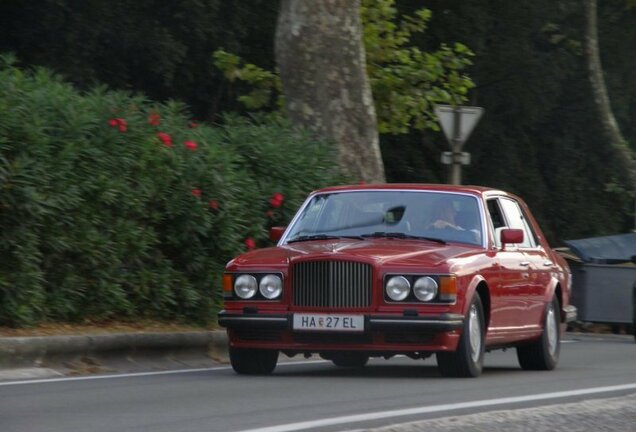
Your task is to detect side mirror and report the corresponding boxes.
[269,226,286,242]
[501,228,524,245]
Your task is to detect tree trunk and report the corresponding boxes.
[583,0,636,191]
[275,0,386,183]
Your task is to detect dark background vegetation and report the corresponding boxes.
[1,0,634,326]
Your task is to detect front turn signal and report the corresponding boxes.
[222,273,233,298]
[439,276,457,303]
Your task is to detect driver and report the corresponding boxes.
[426,199,461,230]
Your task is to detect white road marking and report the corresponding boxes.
[235,383,636,432]
[0,359,328,387]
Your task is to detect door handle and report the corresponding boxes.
[543,261,553,267]
[520,261,530,267]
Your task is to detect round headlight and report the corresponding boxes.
[386,276,411,301]
[259,274,283,299]
[234,275,258,299]
[413,276,438,302]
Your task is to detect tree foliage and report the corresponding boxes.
[0,0,280,121]
[1,1,636,329]
[583,0,636,192]
[275,0,385,183]
[0,58,344,326]
[360,0,474,134]
[213,0,474,135]
[394,0,636,241]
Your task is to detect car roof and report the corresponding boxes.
[312,183,507,197]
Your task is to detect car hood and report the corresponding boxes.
[228,238,480,269]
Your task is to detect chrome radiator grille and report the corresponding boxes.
[292,261,372,308]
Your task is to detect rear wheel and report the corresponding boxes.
[436,294,485,378]
[516,296,560,370]
[229,348,278,375]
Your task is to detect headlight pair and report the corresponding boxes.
[233,274,283,300]
[385,275,454,303]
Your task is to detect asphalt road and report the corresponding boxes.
[0,334,634,432]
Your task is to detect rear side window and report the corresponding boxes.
[498,198,537,248]
[487,199,506,247]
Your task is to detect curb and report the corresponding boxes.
[0,330,229,369]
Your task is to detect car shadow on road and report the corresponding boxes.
[271,363,523,380]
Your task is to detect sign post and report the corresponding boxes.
[434,105,484,185]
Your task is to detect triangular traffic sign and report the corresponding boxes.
[435,105,484,147]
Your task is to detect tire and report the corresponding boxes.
[330,352,369,368]
[229,348,278,375]
[516,296,560,370]
[632,282,635,343]
[436,294,485,378]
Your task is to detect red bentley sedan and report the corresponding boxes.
[218,184,577,377]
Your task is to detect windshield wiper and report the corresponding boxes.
[287,234,365,243]
[361,232,446,244]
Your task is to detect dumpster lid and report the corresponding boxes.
[563,233,636,264]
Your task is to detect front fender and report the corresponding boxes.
[545,274,576,323]
[464,274,488,314]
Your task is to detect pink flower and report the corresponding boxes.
[157,132,173,148]
[245,237,256,250]
[188,122,198,129]
[269,192,284,209]
[191,188,202,198]
[148,113,161,126]
[265,210,274,218]
[117,119,127,132]
[184,140,197,151]
[108,118,127,132]
[209,200,219,210]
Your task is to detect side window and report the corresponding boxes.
[487,199,506,248]
[499,198,537,248]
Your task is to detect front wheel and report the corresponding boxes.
[516,296,560,370]
[229,348,278,375]
[436,294,485,378]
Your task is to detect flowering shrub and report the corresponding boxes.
[269,192,284,209]
[184,140,197,151]
[244,238,256,251]
[108,117,128,132]
[0,57,346,327]
[148,113,161,126]
[157,132,172,147]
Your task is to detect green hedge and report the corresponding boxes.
[0,56,345,327]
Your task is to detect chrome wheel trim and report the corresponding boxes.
[468,304,482,363]
[546,303,558,357]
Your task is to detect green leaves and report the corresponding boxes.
[0,62,343,327]
[361,1,474,134]
[213,50,284,111]
[212,1,474,136]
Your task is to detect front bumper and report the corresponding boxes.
[218,311,464,332]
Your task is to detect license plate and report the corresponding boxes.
[293,313,364,332]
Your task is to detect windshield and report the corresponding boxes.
[284,190,483,246]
